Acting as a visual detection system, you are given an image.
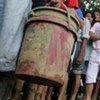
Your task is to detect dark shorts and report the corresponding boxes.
[72,61,89,74]
[72,42,88,74]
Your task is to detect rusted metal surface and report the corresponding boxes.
[16,7,79,87]
[29,7,79,35]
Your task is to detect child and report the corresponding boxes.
[69,12,91,100]
[94,10,100,22]
[67,2,91,100]
[92,71,100,100]
[83,19,100,100]
[90,10,100,100]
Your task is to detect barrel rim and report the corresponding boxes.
[26,16,78,40]
[32,6,80,28]
[16,74,63,87]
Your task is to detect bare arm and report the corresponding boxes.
[90,32,100,41]
[76,38,88,65]
[75,14,84,29]
[69,8,84,28]
[75,19,90,65]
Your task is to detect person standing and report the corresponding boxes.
[0,0,5,33]
[83,18,100,100]
[0,0,32,72]
[69,15,91,100]
[90,10,100,100]
[0,0,32,100]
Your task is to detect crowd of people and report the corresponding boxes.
[0,0,100,100]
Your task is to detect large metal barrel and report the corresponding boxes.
[15,7,79,87]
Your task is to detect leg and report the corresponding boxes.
[83,83,94,100]
[58,74,68,100]
[67,70,74,99]
[92,71,100,100]
[46,87,53,100]
[10,79,25,100]
[70,74,81,100]
[83,58,99,100]
[37,85,48,100]
[40,86,48,100]
[27,84,38,100]
[92,81,100,100]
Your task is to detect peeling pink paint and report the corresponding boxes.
[47,29,58,65]
[60,31,68,65]
[16,7,78,86]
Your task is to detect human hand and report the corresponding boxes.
[76,55,83,66]
[69,8,76,16]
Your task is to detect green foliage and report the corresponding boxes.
[83,0,100,11]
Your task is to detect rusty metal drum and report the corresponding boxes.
[15,7,79,87]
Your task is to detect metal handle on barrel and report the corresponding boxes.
[28,3,71,30]
[61,2,71,30]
